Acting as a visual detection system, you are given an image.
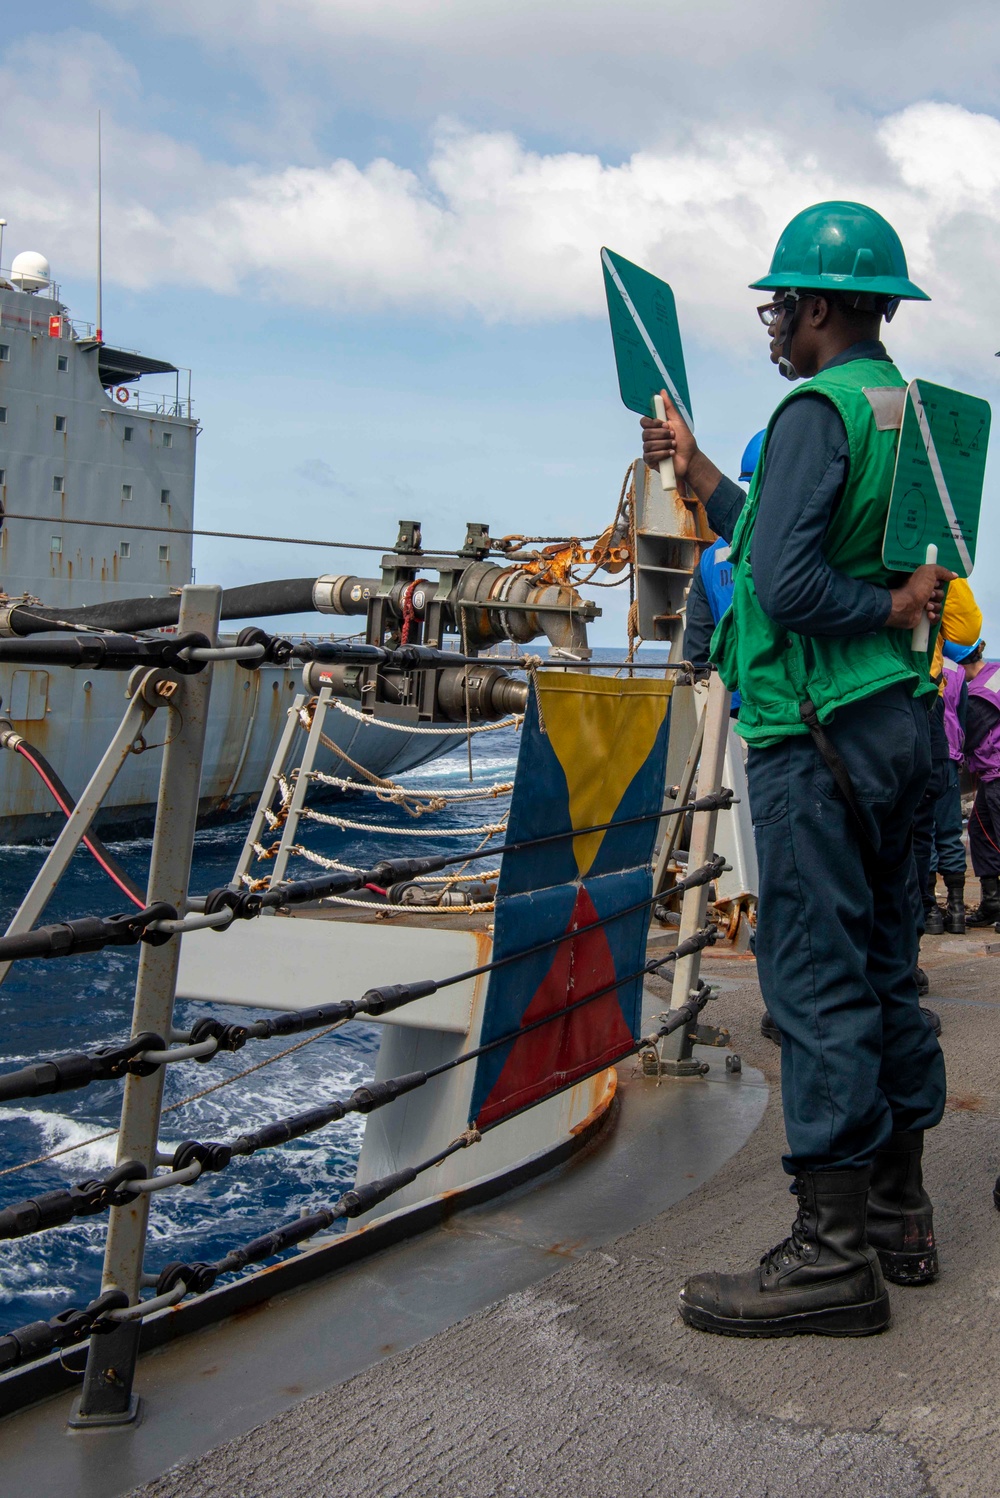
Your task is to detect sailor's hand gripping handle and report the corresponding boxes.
[652,394,677,492]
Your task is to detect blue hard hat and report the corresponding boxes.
[739,429,766,483]
[943,638,983,663]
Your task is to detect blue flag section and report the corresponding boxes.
[470,673,673,1128]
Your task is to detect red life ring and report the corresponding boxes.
[115,387,130,404]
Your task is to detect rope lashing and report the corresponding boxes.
[329,700,522,736]
[307,770,514,803]
[300,809,509,837]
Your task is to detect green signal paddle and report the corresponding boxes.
[882,379,991,651]
[601,248,692,492]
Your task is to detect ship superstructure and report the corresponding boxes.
[0,254,195,612]
[0,251,534,842]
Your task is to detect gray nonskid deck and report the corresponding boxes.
[130,936,1000,1498]
[0,978,766,1498]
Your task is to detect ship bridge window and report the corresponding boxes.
[160,488,170,504]
[0,407,7,424]
[50,536,62,554]
[162,430,172,448]
[0,469,5,486]
[0,345,8,362]
[54,414,66,433]
[52,475,64,494]
[158,544,170,562]
[120,541,131,558]
[123,425,133,442]
[122,483,133,501]
[57,354,68,372]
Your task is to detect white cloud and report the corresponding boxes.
[96,0,1000,151]
[3,32,1000,379]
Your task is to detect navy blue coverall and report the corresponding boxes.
[703,341,946,1174]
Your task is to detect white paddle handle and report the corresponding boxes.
[652,394,677,492]
[911,543,938,653]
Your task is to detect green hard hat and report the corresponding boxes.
[750,201,929,301]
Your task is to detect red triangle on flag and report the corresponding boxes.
[476,883,636,1128]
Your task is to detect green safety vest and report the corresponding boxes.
[711,357,936,748]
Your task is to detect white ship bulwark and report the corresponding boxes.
[0,256,556,842]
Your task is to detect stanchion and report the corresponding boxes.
[69,586,223,1429]
[656,670,732,1076]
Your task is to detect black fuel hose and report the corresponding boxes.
[0,731,145,907]
[5,579,319,637]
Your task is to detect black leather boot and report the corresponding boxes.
[966,875,1000,927]
[923,900,945,935]
[760,1010,781,1045]
[866,1131,938,1285]
[678,1168,890,1337]
[943,873,967,935]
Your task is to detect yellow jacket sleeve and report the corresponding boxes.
[931,577,983,683]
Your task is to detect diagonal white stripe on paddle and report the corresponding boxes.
[601,249,694,430]
[909,385,974,574]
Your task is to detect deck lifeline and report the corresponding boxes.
[0,978,766,1498]
[129,937,1000,1498]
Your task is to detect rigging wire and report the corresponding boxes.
[7,742,145,909]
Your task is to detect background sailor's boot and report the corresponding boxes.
[923,890,945,935]
[678,1168,889,1337]
[966,875,1000,927]
[760,1010,781,1045]
[866,1130,938,1285]
[943,872,967,934]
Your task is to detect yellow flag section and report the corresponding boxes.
[471,672,673,1128]
[540,674,673,877]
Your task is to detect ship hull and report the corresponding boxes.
[0,658,463,844]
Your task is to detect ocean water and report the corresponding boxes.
[0,725,522,1330]
[0,651,667,1329]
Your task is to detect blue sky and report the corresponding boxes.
[3,2,1000,644]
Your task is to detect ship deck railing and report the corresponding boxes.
[0,591,735,1429]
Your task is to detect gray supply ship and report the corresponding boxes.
[0,248,599,844]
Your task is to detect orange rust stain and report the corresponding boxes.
[570,1067,617,1136]
[946,1093,983,1112]
[281,1384,304,1395]
[197,1365,220,1378]
[546,1239,584,1258]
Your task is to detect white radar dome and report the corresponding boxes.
[10,251,51,293]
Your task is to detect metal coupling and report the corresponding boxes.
[312,575,376,615]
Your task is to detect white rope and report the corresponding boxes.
[282,845,360,872]
[331,701,523,736]
[321,893,497,915]
[284,843,499,885]
[308,769,513,802]
[300,807,508,837]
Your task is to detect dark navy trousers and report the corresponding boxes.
[748,684,946,1174]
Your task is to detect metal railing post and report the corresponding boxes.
[70,586,222,1428]
[657,670,732,1075]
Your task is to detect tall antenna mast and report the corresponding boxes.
[96,110,103,344]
